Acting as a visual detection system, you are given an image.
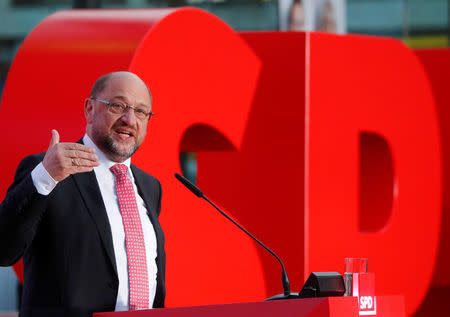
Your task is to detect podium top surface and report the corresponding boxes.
[94,296,405,317]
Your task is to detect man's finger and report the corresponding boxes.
[48,129,60,149]
[62,142,95,153]
[70,158,100,168]
[70,166,95,175]
[66,150,98,162]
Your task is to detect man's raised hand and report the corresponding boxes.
[42,130,99,181]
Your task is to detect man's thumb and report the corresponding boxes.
[49,129,60,148]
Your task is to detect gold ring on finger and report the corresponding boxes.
[71,158,77,166]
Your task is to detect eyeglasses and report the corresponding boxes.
[90,97,154,121]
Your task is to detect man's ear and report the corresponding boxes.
[84,98,94,123]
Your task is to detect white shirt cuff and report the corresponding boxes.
[31,162,58,195]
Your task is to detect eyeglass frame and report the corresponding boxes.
[90,97,154,121]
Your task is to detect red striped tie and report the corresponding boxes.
[110,164,149,310]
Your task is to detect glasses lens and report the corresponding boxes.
[109,102,126,114]
[134,109,148,120]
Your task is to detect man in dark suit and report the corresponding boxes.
[0,71,165,316]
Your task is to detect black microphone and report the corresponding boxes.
[174,173,204,198]
[174,173,298,300]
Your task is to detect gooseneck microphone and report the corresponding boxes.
[174,173,298,300]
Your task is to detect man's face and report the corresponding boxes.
[85,73,152,162]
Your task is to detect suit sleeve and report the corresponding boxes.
[0,154,49,266]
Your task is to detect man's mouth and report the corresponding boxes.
[115,129,135,140]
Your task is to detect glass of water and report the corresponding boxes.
[344,258,368,296]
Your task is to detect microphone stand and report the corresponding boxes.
[175,173,298,300]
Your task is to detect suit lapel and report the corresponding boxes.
[72,171,118,277]
[71,138,118,277]
[131,165,158,222]
[130,165,166,306]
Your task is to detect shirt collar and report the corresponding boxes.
[83,134,132,175]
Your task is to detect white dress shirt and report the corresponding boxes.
[31,134,158,311]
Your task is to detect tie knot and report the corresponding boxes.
[110,164,128,177]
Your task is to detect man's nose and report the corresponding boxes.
[120,108,137,126]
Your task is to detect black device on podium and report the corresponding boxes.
[298,272,345,298]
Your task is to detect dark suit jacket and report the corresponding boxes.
[0,151,165,317]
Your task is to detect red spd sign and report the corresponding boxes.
[352,273,376,315]
[0,8,448,317]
